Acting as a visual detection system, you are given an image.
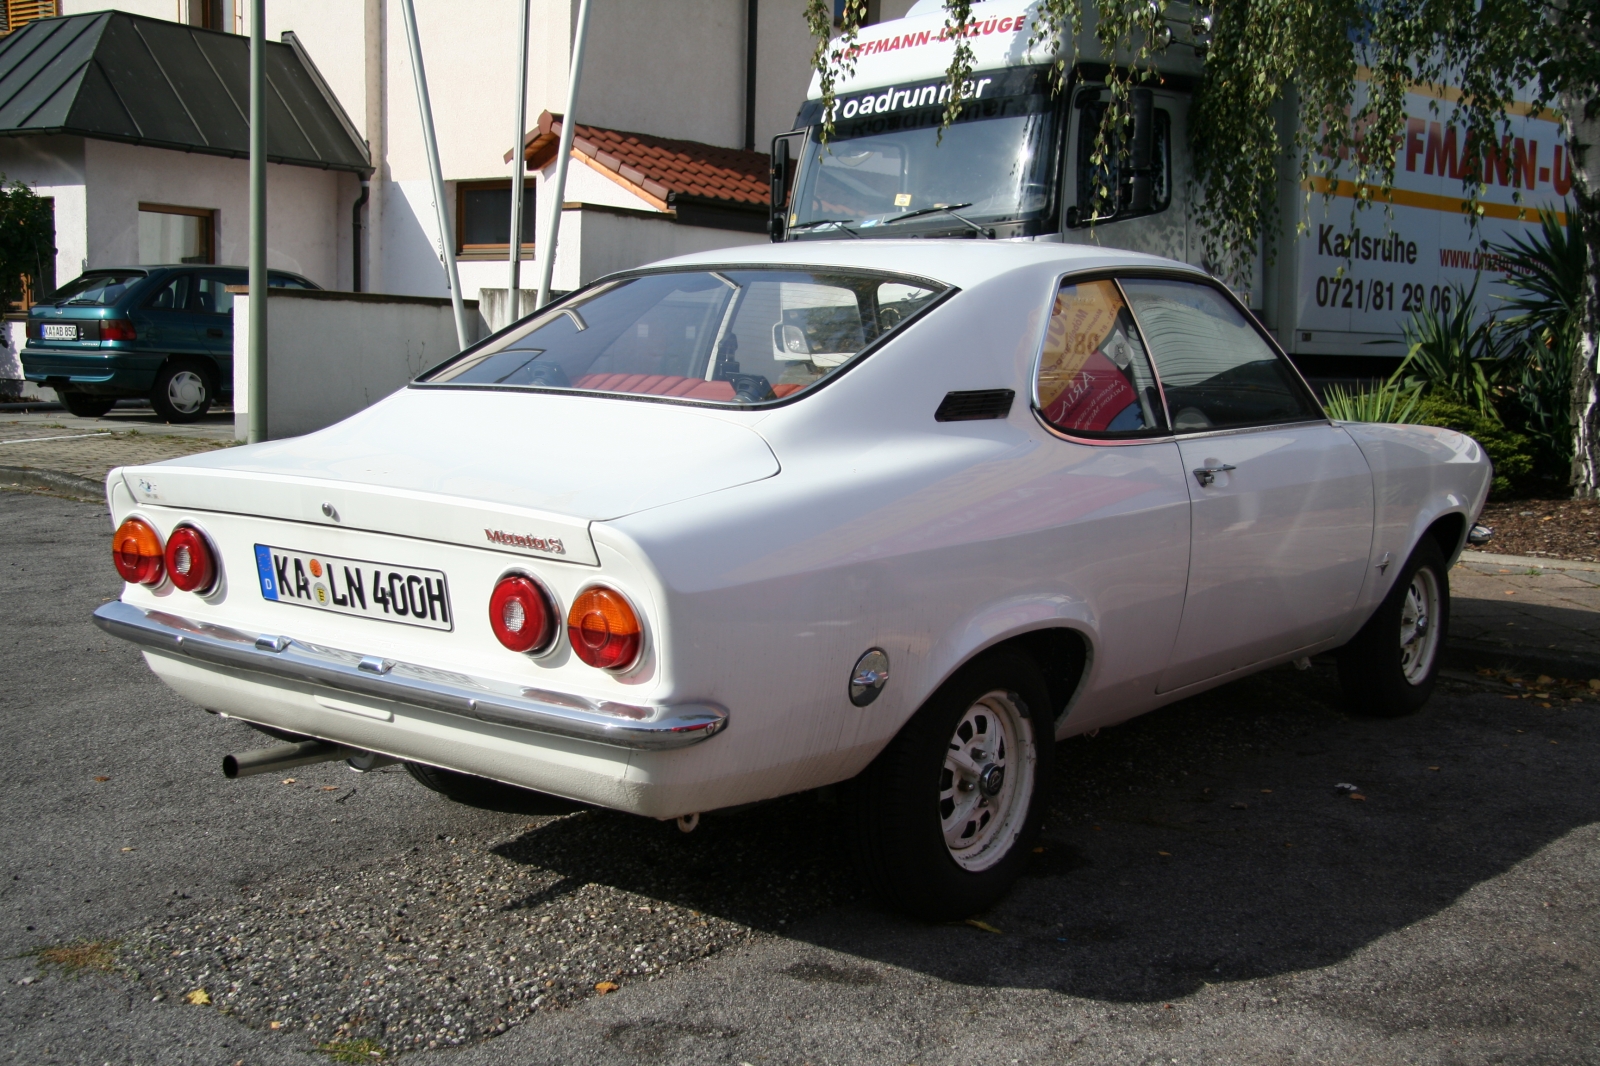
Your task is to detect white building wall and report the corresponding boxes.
[0,135,88,287]
[79,140,342,286]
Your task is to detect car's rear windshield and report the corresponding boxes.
[421,268,946,404]
[45,271,146,306]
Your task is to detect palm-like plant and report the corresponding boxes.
[1322,378,1424,423]
[1394,278,1505,420]
[1491,207,1584,478]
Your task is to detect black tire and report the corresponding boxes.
[57,390,116,418]
[851,648,1053,921]
[404,761,581,815]
[150,360,215,423]
[1337,537,1449,717]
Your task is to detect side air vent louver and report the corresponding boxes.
[934,389,1015,422]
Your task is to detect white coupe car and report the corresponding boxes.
[94,241,1490,918]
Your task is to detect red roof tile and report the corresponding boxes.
[511,111,770,208]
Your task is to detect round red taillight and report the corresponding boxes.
[112,517,164,586]
[566,585,643,670]
[488,574,555,653]
[163,526,217,593]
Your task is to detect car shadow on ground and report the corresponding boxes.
[486,662,1600,1003]
[1451,596,1600,647]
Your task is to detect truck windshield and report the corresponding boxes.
[789,66,1059,234]
[421,268,945,405]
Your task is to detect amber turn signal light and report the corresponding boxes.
[489,574,555,653]
[112,517,164,586]
[567,585,642,670]
[163,525,217,593]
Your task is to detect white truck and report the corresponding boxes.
[770,0,1573,366]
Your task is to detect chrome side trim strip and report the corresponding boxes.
[92,600,727,751]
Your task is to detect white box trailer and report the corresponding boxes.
[771,0,1573,365]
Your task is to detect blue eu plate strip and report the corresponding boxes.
[254,544,278,600]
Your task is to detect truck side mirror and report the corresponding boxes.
[768,134,801,242]
[1127,88,1154,215]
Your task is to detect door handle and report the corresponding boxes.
[1192,463,1236,487]
[206,328,226,337]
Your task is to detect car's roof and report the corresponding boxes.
[648,239,1203,290]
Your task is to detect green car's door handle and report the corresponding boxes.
[206,328,226,338]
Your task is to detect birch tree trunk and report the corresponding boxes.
[1568,102,1600,498]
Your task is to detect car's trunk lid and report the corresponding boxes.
[116,388,779,565]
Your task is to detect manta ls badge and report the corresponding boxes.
[484,528,566,555]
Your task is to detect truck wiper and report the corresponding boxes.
[881,202,990,237]
[786,218,862,238]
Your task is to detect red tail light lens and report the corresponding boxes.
[163,526,217,593]
[99,319,137,342]
[112,517,164,586]
[567,586,643,670]
[488,574,555,653]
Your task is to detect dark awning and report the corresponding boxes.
[0,11,370,174]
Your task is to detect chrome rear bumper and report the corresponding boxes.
[92,600,727,751]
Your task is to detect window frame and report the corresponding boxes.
[1029,267,1327,447]
[137,202,217,265]
[412,263,957,411]
[455,179,536,260]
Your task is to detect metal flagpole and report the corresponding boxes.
[507,0,530,323]
[247,0,267,443]
[399,0,470,349]
[535,0,592,310]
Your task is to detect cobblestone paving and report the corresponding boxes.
[0,418,232,485]
[1451,553,1600,664]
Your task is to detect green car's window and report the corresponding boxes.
[48,272,145,306]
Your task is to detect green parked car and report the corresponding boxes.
[22,265,319,422]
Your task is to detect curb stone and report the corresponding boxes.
[0,465,104,503]
[1459,549,1600,574]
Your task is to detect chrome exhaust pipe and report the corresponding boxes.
[223,740,355,779]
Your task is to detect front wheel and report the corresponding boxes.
[851,649,1053,921]
[1337,537,1449,717]
[150,360,214,423]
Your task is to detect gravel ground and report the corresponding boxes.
[128,792,857,1052]
[1479,497,1600,561]
[6,489,1600,1065]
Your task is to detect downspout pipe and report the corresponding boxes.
[507,0,531,323]
[351,178,370,292]
[399,0,471,349]
[744,0,758,152]
[536,0,593,311]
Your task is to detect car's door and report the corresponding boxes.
[1118,278,1374,692]
[193,269,247,380]
[1031,277,1193,707]
[136,272,211,360]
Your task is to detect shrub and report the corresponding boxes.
[1413,393,1534,495]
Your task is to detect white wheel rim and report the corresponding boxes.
[940,689,1036,872]
[1399,566,1441,684]
[167,370,207,414]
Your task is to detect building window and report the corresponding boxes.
[2,1,60,37]
[187,0,235,31]
[138,203,216,265]
[456,181,535,258]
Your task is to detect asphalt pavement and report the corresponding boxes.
[3,490,1597,1065]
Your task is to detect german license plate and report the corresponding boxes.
[254,544,453,631]
[42,323,77,340]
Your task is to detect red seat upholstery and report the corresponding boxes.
[573,373,736,400]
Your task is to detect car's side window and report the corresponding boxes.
[145,274,191,310]
[1034,278,1166,438]
[193,271,244,315]
[1119,279,1319,432]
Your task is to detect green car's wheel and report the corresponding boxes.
[57,390,116,418]
[150,360,214,423]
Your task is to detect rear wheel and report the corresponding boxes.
[150,360,214,423]
[851,649,1052,921]
[1337,538,1449,717]
[57,390,116,418]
